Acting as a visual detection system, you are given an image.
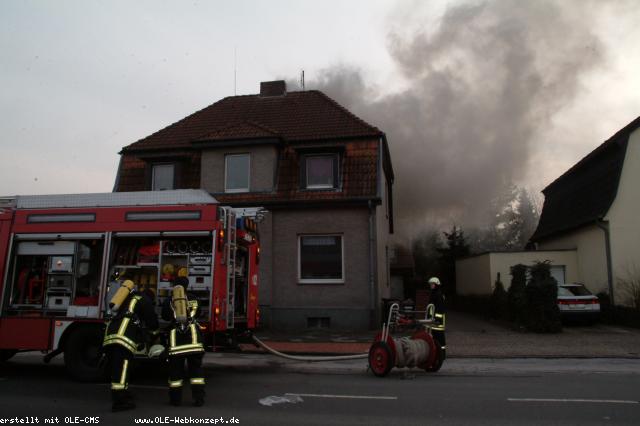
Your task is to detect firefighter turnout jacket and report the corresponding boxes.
[104,292,159,353]
[162,296,204,356]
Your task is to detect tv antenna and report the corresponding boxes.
[234,47,237,96]
[300,69,305,90]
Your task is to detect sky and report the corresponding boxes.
[1,0,639,233]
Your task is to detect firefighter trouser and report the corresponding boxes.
[433,313,446,359]
[107,345,133,403]
[168,354,205,403]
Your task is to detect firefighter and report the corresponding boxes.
[103,279,159,412]
[428,276,446,360]
[161,277,206,407]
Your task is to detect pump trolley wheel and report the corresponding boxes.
[369,341,393,377]
[425,344,444,372]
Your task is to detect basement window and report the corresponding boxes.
[307,317,331,329]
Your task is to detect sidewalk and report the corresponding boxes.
[241,310,640,358]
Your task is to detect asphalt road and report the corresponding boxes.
[1,354,639,426]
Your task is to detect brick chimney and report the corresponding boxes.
[260,80,286,97]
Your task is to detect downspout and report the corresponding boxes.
[368,200,377,328]
[596,220,615,306]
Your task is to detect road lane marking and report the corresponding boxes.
[508,398,638,404]
[286,393,397,400]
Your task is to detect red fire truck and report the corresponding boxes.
[0,190,260,381]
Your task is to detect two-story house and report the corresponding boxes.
[114,81,394,330]
[530,115,640,307]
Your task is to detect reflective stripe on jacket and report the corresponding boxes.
[432,312,446,331]
[168,323,204,356]
[103,295,142,353]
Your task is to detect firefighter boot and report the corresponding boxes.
[192,384,205,407]
[169,387,182,406]
[112,390,136,412]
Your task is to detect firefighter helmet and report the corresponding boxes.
[428,277,441,286]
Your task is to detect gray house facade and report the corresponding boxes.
[114,81,395,330]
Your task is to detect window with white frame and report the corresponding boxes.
[151,164,174,191]
[298,235,344,283]
[304,154,338,189]
[225,153,250,193]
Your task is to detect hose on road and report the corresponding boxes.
[251,335,369,362]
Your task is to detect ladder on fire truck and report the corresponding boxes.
[222,208,238,329]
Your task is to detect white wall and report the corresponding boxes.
[537,225,608,294]
[456,250,579,296]
[605,127,640,305]
[456,254,491,295]
[489,251,578,290]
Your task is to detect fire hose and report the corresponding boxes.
[251,335,368,362]
[392,336,429,368]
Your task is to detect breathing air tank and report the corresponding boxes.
[171,285,188,325]
[109,280,136,312]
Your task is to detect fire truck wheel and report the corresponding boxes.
[424,345,444,373]
[0,350,17,363]
[368,341,393,377]
[64,326,106,382]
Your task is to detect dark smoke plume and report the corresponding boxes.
[307,0,605,237]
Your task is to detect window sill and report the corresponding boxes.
[224,189,250,193]
[300,187,342,192]
[298,279,345,285]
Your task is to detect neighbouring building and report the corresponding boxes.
[114,80,395,330]
[530,116,640,306]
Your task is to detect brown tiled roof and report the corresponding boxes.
[531,115,640,241]
[122,90,383,153]
[193,120,280,142]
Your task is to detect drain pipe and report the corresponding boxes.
[596,220,615,306]
[368,200,377,328]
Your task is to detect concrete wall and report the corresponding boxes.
[605,127,640,306]
[200,145,277,193]
[375,154,392,321]
[268,207,372,331]
[256,212,274,326]
[456,250,579,296]
[537,225,608,295]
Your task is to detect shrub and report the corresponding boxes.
[507,264,528,326]
[525,261,562,333]
[490,275,508,320]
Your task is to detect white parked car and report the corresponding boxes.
[557,283,600,322]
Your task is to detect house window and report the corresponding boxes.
[152,164,174,191]
[304,154,339,189]
[225,154,250,193]
[298,235,344,283]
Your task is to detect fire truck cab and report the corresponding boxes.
[0,190,260,381]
